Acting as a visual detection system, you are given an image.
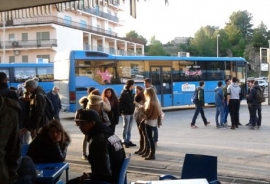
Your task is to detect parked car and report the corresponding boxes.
[256,80,268,90]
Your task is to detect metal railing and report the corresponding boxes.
[0,39,57,49]
[81,8,119,22]
[84,45,143,56]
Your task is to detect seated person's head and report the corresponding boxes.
[74,109,101,135]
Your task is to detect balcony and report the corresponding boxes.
[84,45,143,56]
[0,39,57,49]
[1,16,145,45]
[81,8,119,22]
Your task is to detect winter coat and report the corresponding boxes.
[214,87,224,106]
[119,88,135,115]
[0,95,21,184]
[30,86,48,129]
[46,91,62,113]
[27,131,70,164]
[134,93,145,124]
[87,123,126,183]
[247,85,262,106]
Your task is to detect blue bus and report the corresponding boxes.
[54,51,247,112]
[0,63,54,93]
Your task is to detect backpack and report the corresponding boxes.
[256,89,265,103]
[44,95,55,121]
[191,90,199,103]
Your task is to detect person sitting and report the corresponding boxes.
[67,109,125,184]
[27,120,71,164]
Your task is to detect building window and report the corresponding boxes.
[37,55,50,63]
[9,34,15,41]
[9,56,15,63]
[22,33,28,41]
[80,20,87,29]
[108,28,112,35]
[37,32,50,40]
[64,16,72,25]
[22,55,28,63]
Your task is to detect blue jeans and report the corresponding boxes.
[215,105,224,126]
[191,104,207,125]
[122,114,134,144]
[223,101,229,123]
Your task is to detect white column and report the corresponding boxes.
[88,33,92,50]
[133,44,136,55]
[114,40,117,55]
[102,36,105,52]
[125,42,127,56]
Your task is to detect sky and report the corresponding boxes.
[116,0,270,44]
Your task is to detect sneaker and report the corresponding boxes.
[237,122,242,126]
[82,154,88,160]
[127,141,136,147]
[246,123,251,126]
[191,125,198,128]
[250,126,255,130]
[255,125,260,129]
[216,125,220,129]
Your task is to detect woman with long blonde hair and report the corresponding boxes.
[143,88,162,160]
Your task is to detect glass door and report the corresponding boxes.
[150,66,173,107]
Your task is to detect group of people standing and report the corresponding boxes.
[191,77,263,130]
[0,71,69,184]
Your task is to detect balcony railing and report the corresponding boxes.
[82,8,119,22]
[84,45,143,56]
[1,16,145,45]
[0,39,57,49]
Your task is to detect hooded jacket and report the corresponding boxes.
[119,88,135,115]
[0,95,21,184]
[227,83,241,100]
[247,85,262,106]
[214,86,224,106]
[87,123,125,183]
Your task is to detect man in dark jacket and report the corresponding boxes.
[0,72,19,101]
[24,79,48,138]
[67,109,126,184]
[119,79,136,148]
[0,94,21,184]
[191,80,210,128]
[247,80,262,129]
[46,86,62,120]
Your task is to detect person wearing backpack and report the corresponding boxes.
[190,80,210,128]
[24,79,48,138]
[247,80,262,129]
[46,86,62,120]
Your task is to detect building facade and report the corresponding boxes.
[0,2,144,63]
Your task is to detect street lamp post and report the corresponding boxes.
[268,40,270,105]
[217,34,220,57]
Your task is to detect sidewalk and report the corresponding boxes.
[60,101,270,184]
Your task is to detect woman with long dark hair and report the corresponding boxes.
[102,88,119,133]
[27,120,71,163]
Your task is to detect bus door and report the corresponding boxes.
[150,66,173,107]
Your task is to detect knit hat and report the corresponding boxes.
[24,79,38,89]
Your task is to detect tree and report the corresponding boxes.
[226,10,253,39]
[147,36,167,56]
[253,22,269,50]
[189,26,217,56]
[125,30,147,45]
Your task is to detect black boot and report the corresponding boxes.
[145,151,155,160]
[141,146,150,157]
[134,140,144,154]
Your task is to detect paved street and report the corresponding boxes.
[59,101,270,184]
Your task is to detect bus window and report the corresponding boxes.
[181,61,203,81]
[75,60,116,84]
[117,60,146,83]
[14,67,36,82]
[206,61,225,80]
[37,67,54,82]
